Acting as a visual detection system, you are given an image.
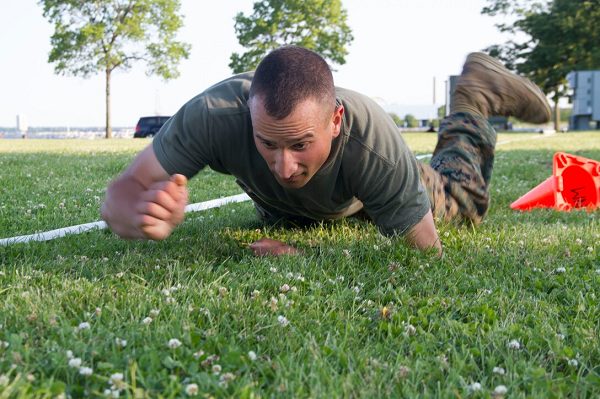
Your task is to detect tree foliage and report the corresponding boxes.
[388,112,403,127]
[404,114,418,128]
[482,0,600,129]
[40,0,190,138]
[229,0,354,73]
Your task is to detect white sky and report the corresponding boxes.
[0,0,510,127]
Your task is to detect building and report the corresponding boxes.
[567,71,600,131]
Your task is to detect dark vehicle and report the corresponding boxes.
[134,116,170,138]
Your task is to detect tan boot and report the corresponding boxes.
[451,52,551,124]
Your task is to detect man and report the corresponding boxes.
[101,46,550,256]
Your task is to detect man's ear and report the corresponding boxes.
[331,105,344,138]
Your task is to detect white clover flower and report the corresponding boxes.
[167,338,182,349]
[404,324,417,336]
[269,267,278,273]
[277,315,289,327]
[248,351,257,361]
[286,272,294,279]
[193,350,205,359]
[149,309,160,317]
[251,290,260,299]
[467,382,482,392]
[115,338,127,347]
[507,339,521,350]
[555,267,566,274]
[219,372,235,387]
[185,383,199,396]
[575,238,583,244]
[556,333,565,340]
[492,366,506,375]
[352,286,360,294]
[587,246,594,253]
[142,317,153,325]
[66,350,73,359]
[342,249,351,258]
[493,385,508,395]
[280,284,290,293]
[79,367,93,376]
[161,289,171,296]
[0,375,9,386]
[68,358,82,368]
[109,373,124,385]
[77,322,91,331]
[212,364,222,375]
[568,358,578,367]
[218,287,228,296]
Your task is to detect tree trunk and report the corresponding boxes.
[105,69,112,139]
[553,96,560,132]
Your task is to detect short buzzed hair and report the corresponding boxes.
[249,46,336,120]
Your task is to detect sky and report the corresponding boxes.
[0,0,512,127]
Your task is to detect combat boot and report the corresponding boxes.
[451,52,551,124]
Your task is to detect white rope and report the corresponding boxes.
[0,133,553,246]
[0,193,251,246]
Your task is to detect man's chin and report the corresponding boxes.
[276,176,309,189]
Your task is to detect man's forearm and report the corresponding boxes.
[404,210,443,256]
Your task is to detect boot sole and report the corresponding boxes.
[465,52,551,124]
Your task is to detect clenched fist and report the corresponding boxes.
[102,173,188,240]
[136,174,188,240]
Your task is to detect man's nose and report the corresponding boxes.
[274,149,297,179]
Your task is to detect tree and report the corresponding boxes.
[40,0,191,138]
[482,0,600,131]
[229,0,354,73]
[388,112,403,127]
[404,114,418,128]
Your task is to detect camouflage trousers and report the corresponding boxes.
[418,112,497,224]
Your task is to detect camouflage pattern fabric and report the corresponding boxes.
[418,112,497,224]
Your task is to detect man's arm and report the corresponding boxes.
[404,209,442,256]
[101,145,188,240]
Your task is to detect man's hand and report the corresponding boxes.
[136,174,188,240]
[101,145,189,240]
[102,173,188,240]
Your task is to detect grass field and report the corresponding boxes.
[0,132,599,398]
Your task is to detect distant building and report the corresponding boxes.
[16,114,28,138]
[567,71,600,130]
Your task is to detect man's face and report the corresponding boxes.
[249,96,344,189]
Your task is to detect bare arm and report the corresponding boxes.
[101,145,188,240]
[404,209,442,256]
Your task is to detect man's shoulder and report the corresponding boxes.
[337,87,407,166]
[197,72,254,114]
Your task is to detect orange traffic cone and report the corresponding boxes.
[510,152,600,211]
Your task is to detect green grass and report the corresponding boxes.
[0,133,599,398]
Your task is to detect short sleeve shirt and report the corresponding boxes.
[153,72,430,235]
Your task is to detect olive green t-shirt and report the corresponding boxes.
[153,72,430,236]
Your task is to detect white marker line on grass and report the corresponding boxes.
[0,133,554,246]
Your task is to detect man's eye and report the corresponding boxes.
[292,142,308,150]
[262,141,276,149]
